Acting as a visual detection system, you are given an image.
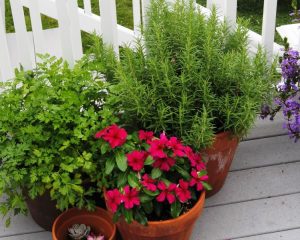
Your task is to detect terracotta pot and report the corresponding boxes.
[25,191,61,231]
[202,131,239,197]
[116,191,205,240]
[52,207,116,240]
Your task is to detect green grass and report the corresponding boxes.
[3,0,295,48]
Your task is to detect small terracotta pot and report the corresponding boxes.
[202,131,239,197]
[25,190,61,231]
[52,207,116,240]
[116,191,205,240]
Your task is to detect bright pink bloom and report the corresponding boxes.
[167,137,185,157]
[102,125,127,149]
[175,179,192,203]
[138,130,154,144]
[156,181,176,204]
[122,186,140,209]
[148,133,168,158]
[105,189,122,213]
[190,153,205,171]
[141,174,157,191]
[184,146,194,160]
[127,150,148,171]
[189,170,209,191]
[94,126,111,139]
[153,157,176,171]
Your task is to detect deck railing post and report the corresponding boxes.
[262,0,278,61]
[0,2,14,81]
[100,0,119,55]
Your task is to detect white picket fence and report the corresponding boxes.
[0,0,282,81]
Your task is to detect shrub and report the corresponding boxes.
[110,0,277,150]
[0,48,117,225]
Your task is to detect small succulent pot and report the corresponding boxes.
[202,131,239,197]
[52,207,116,240]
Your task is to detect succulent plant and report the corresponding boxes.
[68,224,91,240]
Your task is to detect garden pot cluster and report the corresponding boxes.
[0,0,277,239]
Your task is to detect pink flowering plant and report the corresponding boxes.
[95,125,211,225]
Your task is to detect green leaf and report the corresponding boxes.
[202,181,212,191]
[144,155,154,165]
[139,193,153,203]
[117,172,128,188]
[101,143,109,154]
[174,165,190,179]
[124,209,133,224]
[134,209,148,225]
[170,200,182,218]
[105,158,115,175]
[143,189,159,197]
[151,168,162,179]
[198,170,208,177]
[142,202,153,215]
[128,172,140,188]
[116,152,127,172]
[5,218,11,227]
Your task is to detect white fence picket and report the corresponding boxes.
[83,0,92,15]
[28,0,45,55]
[0,3,14,81]
[10,0,33,70]
[262,0,278,61]
[132,0,141,35]
[100,0,119,55]
[141,0,150,26]
[223,0,237,30]
[67,0,83,61]
[0,0,5,32]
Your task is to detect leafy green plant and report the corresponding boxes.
[110,0,278,150]
[0,46,117,226]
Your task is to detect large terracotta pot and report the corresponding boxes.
[116,191,206,240]
[25,191,61,231]
[202,132,239,197]
[52,207,116,240]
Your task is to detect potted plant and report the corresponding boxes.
[0,47,117,230]
[261,40,300,141]
[52,207,116,240]
[94,124,210,240]
[109,0,277,196]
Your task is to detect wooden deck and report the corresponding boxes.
[1,117,299,240]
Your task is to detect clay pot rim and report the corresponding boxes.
[143,191,205,226]
[52,207,116,240]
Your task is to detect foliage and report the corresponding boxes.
[261,39,300,141]
[0,46,118,226]
[110,0,277,150]
[95,125,210,224]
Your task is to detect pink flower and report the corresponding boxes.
[106,189,122,213]
[175,179,192,203]
[141,174,157,191]
[167,137,185,157]
[138,130,154,144]
[122,186,140,209]
[153,157,176,171]
[126,150,148,171]
[102,125,127,149]
[156,181,176,204]
[189,170,209,191]
[148,133,168,158]
[185,146,205,171]
[94,126,111,139]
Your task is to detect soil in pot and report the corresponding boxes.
[52,207,116,240]
[202,132,239,197]
[116,191,206,240]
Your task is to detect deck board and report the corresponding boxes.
[192,193,300,240]
[206,161,300,207]
[0,232,51,240]
[235,228,300,240]
[232,135,300,171]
